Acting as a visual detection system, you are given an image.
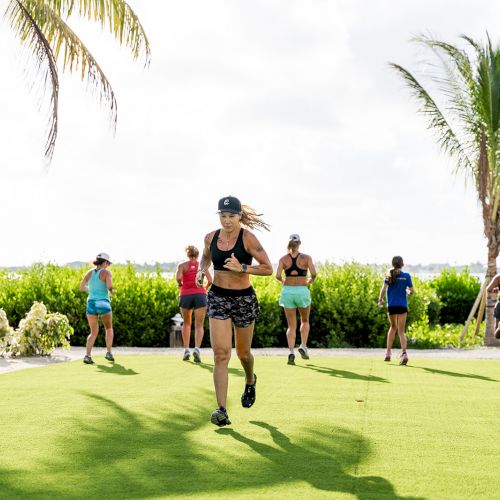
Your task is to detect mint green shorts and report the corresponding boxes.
[279,286,311,309]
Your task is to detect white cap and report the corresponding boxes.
[289,234,301,242]
[96,252,111,262]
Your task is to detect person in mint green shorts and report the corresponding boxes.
[79,252,115,364]
[276,234,317,365]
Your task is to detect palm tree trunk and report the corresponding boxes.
[484,245,498,345]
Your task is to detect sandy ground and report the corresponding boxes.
[1,346,499,375]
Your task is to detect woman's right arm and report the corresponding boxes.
[197,232,213,287]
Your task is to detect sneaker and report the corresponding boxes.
[183,349,190,361]
[384,351,391,362]
[298,346,309,360]
[399,352,409,366]
[211,407,231,427]
[241,374,257,408]
[287,353,296,365]
[83,355,93,364]
[105,352,115,362]
[193,349,201,364]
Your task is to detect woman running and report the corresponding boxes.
[198,196,272,426]
[378,256,414,365]
[276,234,316,365]
[176,245,212,363]
[79,252,115,364]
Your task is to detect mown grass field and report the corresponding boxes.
[1,355,499,499]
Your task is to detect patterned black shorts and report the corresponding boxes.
[207,285,259,328]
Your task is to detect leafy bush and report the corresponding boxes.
[429,268,481,324]
[0,309,15,355]
[1,302,73,356]
[407,319,483,349]
[0,263,479,348]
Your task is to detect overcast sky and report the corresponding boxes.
[0,0,497,267]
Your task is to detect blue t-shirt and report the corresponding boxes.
[384,271,413,307]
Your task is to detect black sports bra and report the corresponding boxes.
[210,228,253,271]
[284,254,308,277]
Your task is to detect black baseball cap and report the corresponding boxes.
[217,196,242,214]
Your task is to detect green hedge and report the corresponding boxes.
[0,263,478,349]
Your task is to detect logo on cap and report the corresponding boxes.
[224,199,229,206]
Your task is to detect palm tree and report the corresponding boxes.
[5,0,151,163]
[390,34,500,345]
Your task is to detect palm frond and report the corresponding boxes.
[12,0,117,128]
[43,0,150,65]
[7,0,59,163]
[390,62,473,172]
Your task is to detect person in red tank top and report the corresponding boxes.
[176,245,212,363]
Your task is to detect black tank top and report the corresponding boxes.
[284,254,308,277]
[210,228,253,271]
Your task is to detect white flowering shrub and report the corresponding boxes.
[4,302,73,357]
[0,309,15,356]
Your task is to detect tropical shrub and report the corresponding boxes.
[1,302,73,356]
[407,319,483,349]
[429,268,481,324]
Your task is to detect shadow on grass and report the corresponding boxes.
[95,363,139,375]
[408,365,498,382]
[0,391,415,499]
[296,363,389,383]
[194,361,244,376]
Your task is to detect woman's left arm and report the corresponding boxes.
[223,231,273,276]
[103,270,114,295]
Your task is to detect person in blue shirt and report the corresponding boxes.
[378,256,415,365]
[79,252,115,364]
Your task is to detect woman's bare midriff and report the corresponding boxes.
[213,270,252,289]
[283,275,309,286]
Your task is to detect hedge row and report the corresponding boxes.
[0,263,481,348]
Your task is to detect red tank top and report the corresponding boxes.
[180,260,206,296]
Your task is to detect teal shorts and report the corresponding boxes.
[86,299,112,316]
[279,286,311,309]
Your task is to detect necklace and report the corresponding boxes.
[220,230,237,250]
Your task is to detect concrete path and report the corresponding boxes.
[1,346,499,375]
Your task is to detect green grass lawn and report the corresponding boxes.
[1,355,500,499]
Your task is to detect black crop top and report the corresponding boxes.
[210,228,253,271]
[284,254,308,277]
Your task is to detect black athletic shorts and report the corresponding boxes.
[495,302,500,319]
[388,306,408,315]
[207,284,259,328]
[179,293,207,310]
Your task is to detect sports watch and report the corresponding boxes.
[240,263,248,273]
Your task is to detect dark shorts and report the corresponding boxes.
[495,302,500,320]
[388,306,408,316]
[179,293,207,310]
[207,284,259,328]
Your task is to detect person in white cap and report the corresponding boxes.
[79,253,115,364]
[276,234,316,365]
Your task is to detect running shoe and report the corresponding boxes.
[399,352,409,366]
[182,349,190,361]
[287,353,296,365]
[211,407,231,427]
[83,355,93,364]
[384,351,391,362]
[105,352,115,362]
[298,345,309,360]
[241,374,257,408]
[193,348,201,364]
